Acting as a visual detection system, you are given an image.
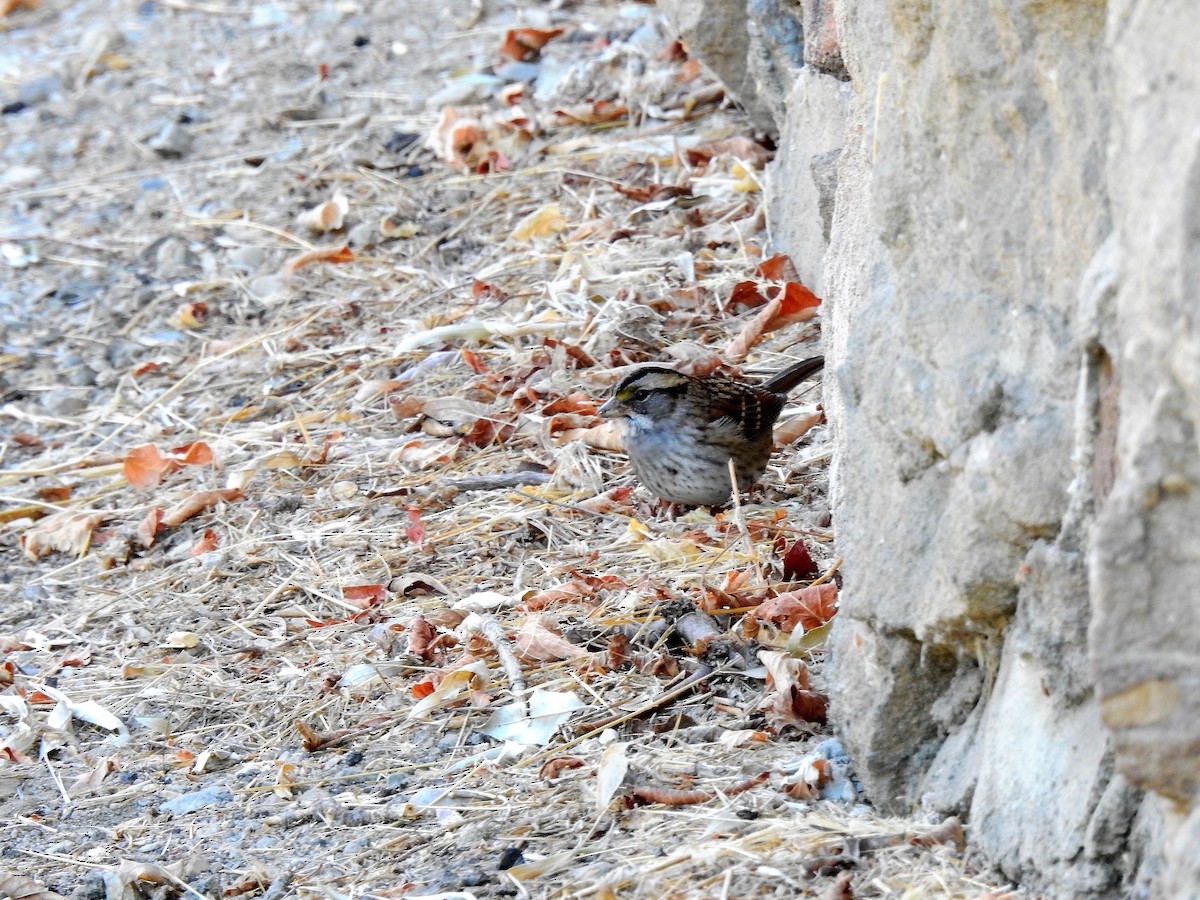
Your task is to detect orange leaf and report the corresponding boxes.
[191,528,219,555]
[123,444,181,488]
[161,488,243,528]
[411,679,435,700]
[498,27,564,62]
[136,508,164,548]
[461,347,489,374]
[171,441,214,466]
[283,244,354,276]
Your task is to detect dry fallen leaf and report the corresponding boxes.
[725,285,822,362]
[161,488,243,528]
[557,419,624,451]
[775,411,824,446]
[20,510,105,560]
[754,583,839,634]
[0,875,65,900]
[191,528,219,555]
[282,244,354,277]
[123,444,181,488]
[498,26,564,62]
[510,202,568,242]
[297,191,349,232]
[136,507,164,548]
[513,618,587,662]
[1,0,41,15]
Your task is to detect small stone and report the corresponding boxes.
[331,480,359,499]
[18,74,63,106]
[40,388,88,418]
[107,339,145,370]
[66,364,98,387]
[148,121,192,159]
[227,245,267,273]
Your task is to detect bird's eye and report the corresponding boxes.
[631,388,650,402]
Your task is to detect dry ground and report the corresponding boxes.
[1,1,1013,897]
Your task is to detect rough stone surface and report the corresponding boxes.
[768,69,849,295]
[657,0,776,131]
[682,0,1200,895]
[1091,0,1200,817]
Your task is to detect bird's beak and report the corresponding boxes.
[597,397,619,418]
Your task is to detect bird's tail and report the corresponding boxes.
[761,356,825,394]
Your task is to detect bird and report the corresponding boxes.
[597,356,825,506]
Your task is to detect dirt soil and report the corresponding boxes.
[1,1,1012,897]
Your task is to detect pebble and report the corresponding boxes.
[107,338,144,370]
[40,388,88,418]
[18,74,63,106]
[227,245,267,273]
[148,121,192,159]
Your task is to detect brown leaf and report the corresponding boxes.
[823,871,854,900]
[0,875,65,900]
[1,0,41,15]
[407,616,438,661]
[161,488,243,528]
[727,279,768,311]
[405,505,426,548]
[778,280,823,317]
[513,618,587,662]
[553,100,628,125]
[754,583,839,633]
[911,816,966,852]
[539,756,586,780]
[774,410,824,446]
[784,688,829,724]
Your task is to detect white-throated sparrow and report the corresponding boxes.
[597,356,824,506]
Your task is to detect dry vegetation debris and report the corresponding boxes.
[1,0,1012,896]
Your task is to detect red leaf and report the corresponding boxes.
[727,280,768,311]
[782,540,819,581]
[778,281,822,315]
[755,253,797,282]
[787,688,829,724]
[343,583,387,607]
